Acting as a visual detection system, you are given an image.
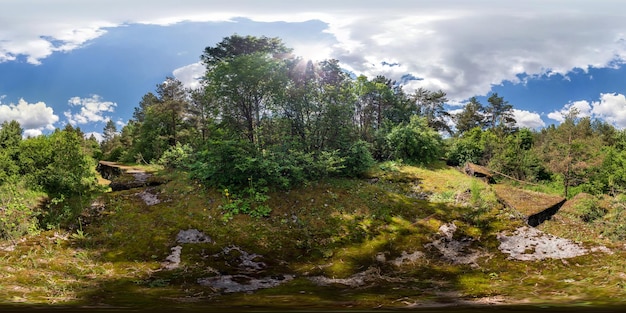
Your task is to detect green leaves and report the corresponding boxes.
[386,116,443,165]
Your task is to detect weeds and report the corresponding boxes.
[573,196,606,222]
[220,178,272,221]
[0,184,41,241]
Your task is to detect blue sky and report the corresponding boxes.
[2,1,626,138]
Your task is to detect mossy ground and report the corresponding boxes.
[1,162,626,311]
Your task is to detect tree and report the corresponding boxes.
[488,128,546,182]
[537,108,602,197]
[205,52,288,145]
[454,97,485,135]
[187,88,217,144]
[101,119,122,160]
[0,120,22,182]
[413,88,452,134]
[201,35,293,146]
[122,78,191,163]
[484,93,516,131]
[201,34,291,67]
[0,120,22,150]
[353,75,400,143]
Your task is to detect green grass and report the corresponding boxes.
[1,163,626,310]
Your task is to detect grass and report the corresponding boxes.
[1,162,626,310]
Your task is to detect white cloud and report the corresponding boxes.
[173,62,205,89]
[85,131,104,143]
[591,93,626,128]
[547,93,626,128]
[2,1,626,101]
[547,100,593,122]
[115,120,126,129]
[64,95,117,125]
[0,98,59,136]
[513,109,545,129]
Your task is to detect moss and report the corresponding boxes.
[2,163,626,309]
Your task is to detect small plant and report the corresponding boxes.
[574,197,606,223]
[470,180,483,205]
[430,190,456,203]
[219,179,272,221]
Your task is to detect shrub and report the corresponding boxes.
[191,140,344,191]
[0,184,39,240]
[341,140,375,177]
[386,116,443,165]
[573,197,606,223]
[157,142,194,169]
[446,138,483,166]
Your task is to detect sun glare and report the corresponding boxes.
[292,43,333,62]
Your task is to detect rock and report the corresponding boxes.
[424,223,483,265]
[136,188,160,206]
[96,161,122,180]
[198,274,294,293]
[214,246,266,272]
[391,251,424,267]
[497,226,588,261]
[176,229,212,244]
[162,246,182,270]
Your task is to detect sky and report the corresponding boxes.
[3,1,626,139]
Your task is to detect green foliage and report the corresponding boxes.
[341,140,375,177]
[386,115,442,164]
[220,183,271,221]
[157,142,194,169]
[484,92,516,131]
[0,183,40,240]
[590,146,626,196]
[6,128,99,230]
[572,196,606,223]
[488,129,548,182]
[0,120,22,150]
[0,149,19,184]
[454,97,485,135]
[446,127,485,166]
[191,140,344,192]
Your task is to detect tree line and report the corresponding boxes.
[0,121,99,239]
[96,34,626,200]
[3,34,626,231]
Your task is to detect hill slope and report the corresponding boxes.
[0,162,625,311]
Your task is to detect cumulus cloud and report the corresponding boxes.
[0,98,59,136]
[548,93,626,128]
[547,100,593,122]
[513,109,545,129]
[85,131,104,142]
[64,95,117,125]
[173,62,205,89]
[591,93,626,128]
[3,1,626,102]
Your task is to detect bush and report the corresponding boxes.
[157,142,194,169]
[341,140,375,177]
[573,197,606,223]
[0,184,39,240]
[386,116,442,164]
[446,139,483,166]
[191,140,345,191]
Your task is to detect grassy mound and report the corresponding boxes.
[1,162,626,311]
